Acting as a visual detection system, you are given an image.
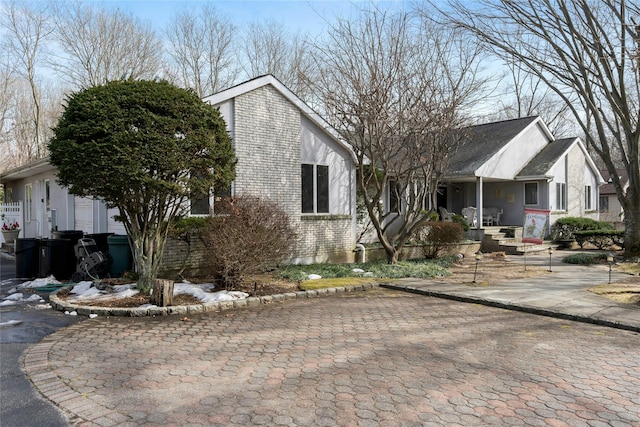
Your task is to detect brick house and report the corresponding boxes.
[0,75,359,267]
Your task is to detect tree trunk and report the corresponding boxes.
[150,279,174,307]
[623,203,640,259]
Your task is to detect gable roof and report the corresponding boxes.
[203,74,357,163]
[447,116,551,177]
[516,137,576,179]
[600,168,629,195]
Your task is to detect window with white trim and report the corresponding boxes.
[302,164,329,213]
[25,184,33,222]
[585,185,592,210]
[388,179,400,213]
[524,182,538,205]
[555,182,566,210]
[44,180,51,210]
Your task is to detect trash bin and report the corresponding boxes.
[52,230,84,246]
[107,234,132,278]
[39,238,75,280]
[85,233,114,253]
[15,238,40,279]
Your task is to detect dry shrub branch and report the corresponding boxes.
[201,196,297,289]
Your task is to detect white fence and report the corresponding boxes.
[1,201,23,243]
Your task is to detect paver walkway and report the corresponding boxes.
[24,288,640,426]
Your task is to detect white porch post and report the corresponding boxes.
[476,176,483,229]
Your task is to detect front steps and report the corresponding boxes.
[482,226,555,255]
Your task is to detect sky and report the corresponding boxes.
[100,0,410,36]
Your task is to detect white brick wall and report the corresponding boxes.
[232,85,355,263]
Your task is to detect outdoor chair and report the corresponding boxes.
[461,206,478,227]
[439,207,454,222]
[483,207,503,226]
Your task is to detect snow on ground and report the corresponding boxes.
[1,276,249,315]
[63,280,249,306]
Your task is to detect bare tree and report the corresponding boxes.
[1,0,53,164]
[164,4,239,97]
[313,7,486,264]
[490,58,575,137]
[52,1,163,89]
[242,19,316,101]
[446,0,640,258]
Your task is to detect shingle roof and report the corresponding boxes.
[447,116,540,176]
[600,168,628,194]
[516,138,576,178]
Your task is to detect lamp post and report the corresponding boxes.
[607,253,614,284]
[547,247,554,272]
[473,252,482,283]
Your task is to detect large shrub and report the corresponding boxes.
[417,221,465,259]
[49,80,236,291]
[201,196,297,289]
[551,217,614,240]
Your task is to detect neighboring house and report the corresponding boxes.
[0,158,126,242]
[1,75,359,263]
[599,168,627,230]
[438,116,604,234]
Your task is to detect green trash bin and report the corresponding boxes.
[107,234,132,278]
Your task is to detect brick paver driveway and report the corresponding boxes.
[26,288,640,426]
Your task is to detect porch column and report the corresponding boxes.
[476,176,483,229]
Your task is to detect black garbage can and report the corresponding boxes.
[85,233,114,253]
[52,230,84,246]
[15,238,40,279]
[107,235,132,278]
[39,238,75,280]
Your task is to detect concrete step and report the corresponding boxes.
[499,241,556,255]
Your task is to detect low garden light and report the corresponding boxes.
[473,252,483,283]
[607,253,614,284]
[548,247,554,272]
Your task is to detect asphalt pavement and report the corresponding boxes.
[0,254,84,427]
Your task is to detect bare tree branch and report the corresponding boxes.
[52,1,162,89]
[445,0,640,257]
[313,6,486,263]
[164,4,239,97]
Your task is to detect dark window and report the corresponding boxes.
[302,164,329,213]
[389,179,400,212]
[317,165,329,213]
[599,196,609,212]
[301,164,315,213]
[556,182,566,210]
[525,182,538,205]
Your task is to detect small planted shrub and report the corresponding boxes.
[574,230,624,249]
[551,217,614,240]
[452,214,470,232]
[201,196,297,289]
[417,221,465,259]
[562,252,607,265]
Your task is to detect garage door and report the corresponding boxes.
[74,196,93,233]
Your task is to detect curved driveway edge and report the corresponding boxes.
[23,290,640,426]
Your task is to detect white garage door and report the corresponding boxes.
[74,196,93,233]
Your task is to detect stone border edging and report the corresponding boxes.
[381,283,640,333]
[48,283,381,317]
